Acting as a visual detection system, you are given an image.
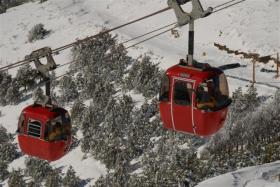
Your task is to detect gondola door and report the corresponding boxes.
[171,77,195,134]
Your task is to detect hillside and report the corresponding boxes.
[0,0,279,186]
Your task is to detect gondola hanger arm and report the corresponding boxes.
[167,0,213,26]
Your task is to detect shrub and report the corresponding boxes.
[28,23,50,42]
[0,0,31,14]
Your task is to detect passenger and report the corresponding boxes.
[48,123,62,141]
[196,86,216,109]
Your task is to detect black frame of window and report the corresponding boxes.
[159,75,170,102]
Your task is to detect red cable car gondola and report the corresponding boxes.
[17,105,72,161]
[160,0,232,136]
[159,60,231,136]
[17,47,72,161]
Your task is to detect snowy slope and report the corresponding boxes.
[0,0,279,93]
[0,0,279,186]
[196,161,280,187]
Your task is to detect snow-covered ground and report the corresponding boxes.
[196,161,280,187]
[0,0,279,186]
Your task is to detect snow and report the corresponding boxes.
[51,146,106,183]
[0,0,279,185]
[196,161,280,187]
[196,144,207,159]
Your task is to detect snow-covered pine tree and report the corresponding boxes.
[0,160,9,181]
[5,79,22,105]
[0,70,12,105]
[124,55,163,98]
[0,125,20,162]
[8,169,26,187]
[91,80,116,109]
[45,169,62,187]
[75,72,85,91]
[80,101,105,153]
[15,64,37,92]
[24,158,53,184]
[62,166,82,187]
[58,75,79,104]
[0,0,30,14]
[70,97,85,125]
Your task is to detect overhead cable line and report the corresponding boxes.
[42,0,249,81]
[213,0,246,13]
[121,22,177,45]
[125,25,179,49]
[212,0,237,9]
[0,7,171,72]
[0,22,177,72]
[52,7,172,54]
[1,0,247,72]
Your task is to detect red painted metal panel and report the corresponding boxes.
[17,105,71,161]
[160,63,230,136]
[160,102,172,129]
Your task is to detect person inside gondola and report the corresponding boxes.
[196,85,216,110]
[48,123,63,141]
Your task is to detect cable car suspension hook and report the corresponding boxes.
[25,47,57,106]
[168,0,213,65]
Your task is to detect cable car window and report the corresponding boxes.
[173,80,192,105]
[45,114,71,142]
[160,75,170,102]
[46,122,63,142]
[27,119,42,138]
[218,73,229,96]
[196,74,231,110]
[196,83,216,110]
[18,113,25,134]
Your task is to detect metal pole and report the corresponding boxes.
[252,59,256,85]
[45,78,51,97]
[187,19,194,66]
[276,53,279,78]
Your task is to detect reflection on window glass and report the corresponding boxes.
[45,114,71,142]
[173,80,192,106]
[196,74,231,110]
[18,113,25,134]
[160,75,170,102]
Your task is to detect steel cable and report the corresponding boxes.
[0,0,247,72]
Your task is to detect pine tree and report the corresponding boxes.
[70,97,85,124]
[0,70,12,105]
[62,166,82,187]
[124,56,163,98]
[24,158,53,183]
[8,169,26,187]
[16,64,37,92]
[45,169,62,187]
[0,161,9,181]
[244,84,259,111]
[75,72,85,90]
[58,75,79,103]
[5,80,22,105]
[0,125,19,162]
